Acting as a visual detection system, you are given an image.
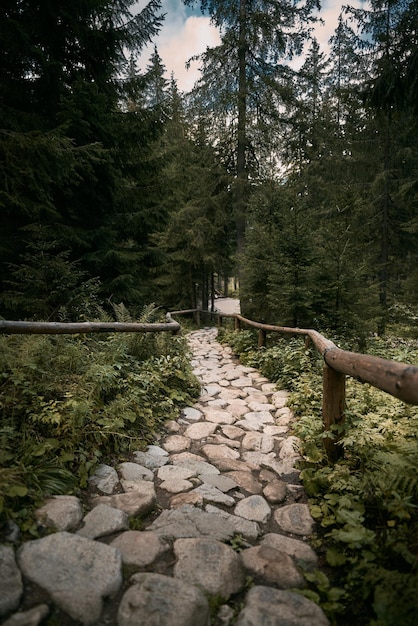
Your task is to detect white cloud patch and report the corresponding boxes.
[159,16,221,91]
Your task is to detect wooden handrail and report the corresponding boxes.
[231,313,418,460]
[5,307,415,461]
[0,313,180,335]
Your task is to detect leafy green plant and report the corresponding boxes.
[221,330,418,625]
[0,305,200,532]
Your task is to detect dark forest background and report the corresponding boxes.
[1,0,417,337]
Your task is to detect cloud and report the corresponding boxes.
[159,16,221,91]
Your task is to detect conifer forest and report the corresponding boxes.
[0,0,416,334]
[0,2,417,625]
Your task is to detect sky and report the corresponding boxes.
[133,0,367,92]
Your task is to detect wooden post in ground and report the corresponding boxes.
[218,315,223,327]
[322,364,346,461]
[235,317,241,331]
[258,329,267,348]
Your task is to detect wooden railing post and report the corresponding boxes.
[258,329,267,347]
[322,364,346,461]
[235,316,241,331]
[218,315,223,327]
[194,310,201,327]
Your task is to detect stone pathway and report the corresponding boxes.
[0,328,329,626]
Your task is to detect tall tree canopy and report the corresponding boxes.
[0,1,165,319]
[183,0,320,312]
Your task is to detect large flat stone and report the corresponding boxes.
[148,505,239,541]
[174,538,245,599]
[88,464,119,494]
[110,531,167,567]
[118,573,210,626]
[235,586,329,626]
[261,533,318,567]
[35,496,83,532]
[18,532,122,625]
[77,504,128,539]
[234,495,271,523]
[241,545,305,588]
[274,504,315,536]
[91,484,156,517]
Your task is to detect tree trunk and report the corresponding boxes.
[235,0,249,312]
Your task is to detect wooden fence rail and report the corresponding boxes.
[172,308,418,461]
[0,314,180,335]
[2,307,417,461]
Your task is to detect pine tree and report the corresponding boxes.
[184,0,320,312]
[0,1,165,318]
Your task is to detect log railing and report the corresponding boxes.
[2,308,417,461]
[172,308,418,461]
[0,313,180,335]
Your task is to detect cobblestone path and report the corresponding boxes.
[0,328,329,626]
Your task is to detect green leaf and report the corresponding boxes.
[326,547,347,566]
[8,484,28,497]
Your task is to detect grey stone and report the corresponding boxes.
[262,533,318,567]
[248,402,275,412]
[77,503,128,539]
[241,451,278,470]
[235,586,329,626]
[172,458,221,477]
[226,403,248,417]
[169,492,204,508]
[219,389,242,401]
[183,421,217,439]
[164,419,181,433]
[207,434,241,448]
[192,484,235,506]
[274,504,315,536]
[157,465,195,482]
[242,411,275,424]
[88,463,119,494]
[118,461,154,482]
[271,390,289,408]
[92,484,156,517]
[205,505,260,541]
[118,573,210,626]
[202,384,222,397]
[174,538,245,599]
[202,408,236,425]
[230,376,253,387]
[241,432,275,453]
[0,546,23,617]
[1,604,49,626]
[241,544,305,587]
[35,495,83,532]
[221,425,246,439]
[110,531,167,567]
[201,444,240,463]
[224,471,262,494]
[148,505,241,541]
[263,478,287,503]
[200,473,237,492]
[234,495,271,523]
[279,436,301,459]
[160,478,194,493]
[18,532,122,625]
[162,435,191,452]
[133,446,169,469]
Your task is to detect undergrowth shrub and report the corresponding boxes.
[220,328,418,626]
[0,305,200,534]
